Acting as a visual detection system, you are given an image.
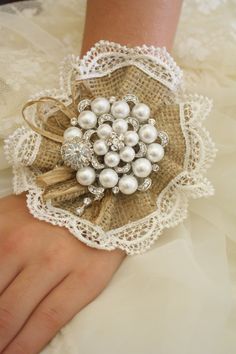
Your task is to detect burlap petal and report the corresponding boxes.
[31,136,62,170]
[43,179,87,203]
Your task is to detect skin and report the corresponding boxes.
[0,1,182,353]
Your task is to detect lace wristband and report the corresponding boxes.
[4,40,216,255]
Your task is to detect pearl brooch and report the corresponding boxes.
[124,131,139,147]
[120,146,135,162]
[76,167,96,186]
[63,127,83,140]
[93,139,109,156]
[78,110,97,129]
[132,103,150,122]
[60,94,169,214]
[118,175,138,195]
[99,168,118,188]
[91,97,110,115]
[104,151,120,167]
[97,124,113,139]
[147,143,164,162]
[111,100,130,119]
[139,124,158,144]
[112,119,128,134]
[132,158,152,178]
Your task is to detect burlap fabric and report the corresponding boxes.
[28,66,186,231]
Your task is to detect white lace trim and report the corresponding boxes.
[31,40,183,103]
[4,41,216,255]
[4,127,42,194]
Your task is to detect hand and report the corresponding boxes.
[0,194,126,354]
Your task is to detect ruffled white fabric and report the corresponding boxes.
[0,0,235,353]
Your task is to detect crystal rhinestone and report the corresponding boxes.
[94,194,104,201]
[109,96,117,103]
[77,99,91,112]
[88,186,105,200]
[115,163,131,174]
[61,137,93,170]
[108,134,125,151]
[84,197,92,206]
[111,145,119,151]
[83,129,96,141]
[112,186,120,194]
[123,94,139,105]
[152,164,160,172]
[70,117,78,126]
[148,118,156,126]
[88,185,105,196]
[138,178,152,191]
[91,155,105,169]
[135,142,147,158]
[75,206,84,216]
[158,131,169,147]
[127,117,140,131]
[98,113,114,125]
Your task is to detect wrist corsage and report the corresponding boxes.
[4,41,216,255]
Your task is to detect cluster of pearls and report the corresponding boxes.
[61,94,169,213]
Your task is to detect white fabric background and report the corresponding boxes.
[0,0,235,353]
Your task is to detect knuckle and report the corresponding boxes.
[72,267,98,292]
[42,243,70,269]
[1,232,21,255]
[1,227,31,255]
[5,339,29,354]
[39,307,62,331]
[0,305,14,334]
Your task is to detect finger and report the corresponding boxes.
[2,271,98,354]
[0,263,69,352]
[0,233,24,295]
[0,256,23,296]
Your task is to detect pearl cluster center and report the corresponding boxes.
[61,94,169,214]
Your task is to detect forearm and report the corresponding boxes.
[81,0,183,55]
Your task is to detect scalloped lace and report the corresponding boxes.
[4,41,216,255]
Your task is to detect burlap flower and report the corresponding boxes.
[4,41,216,255]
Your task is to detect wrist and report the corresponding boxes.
[81,0,183,56]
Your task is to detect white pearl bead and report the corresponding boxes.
[97,124,113,139]
[63,127,83,140]
[93,139,109,155]
[104,151,120,167]
[99,168,118,188]
[91,97,110,115]
[76,167,96,186]
[132,103,150,122]
[119,146,135,162]
[111,100,130,119]
[118,175,138,195]
[139,124,158,144]
[124,131,139,147]
[112,119,128,134]
[132,158,152,178]
[78,110,97,129]
[147,143,164,162]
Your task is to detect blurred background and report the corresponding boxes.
[0,0,23,4]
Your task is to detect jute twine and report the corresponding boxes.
[22,66,186,231]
